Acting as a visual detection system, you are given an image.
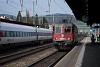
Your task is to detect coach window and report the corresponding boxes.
[31,32,32,36]
[27,32,29,36]
[2,31,5,37]
[12,31,14,37]
[29,32,31,36]
[16,32,18,37]
[17,32,18,37]
[30,32,31,36]
[56,27,61,33]
[65,26,71,33]
[4,31,6,37]
[24,32,27,37]
[5,31,8,37]
[6,31,8,37]
[19,32,22,37]
[15,31,17,37]
[22,32,23,37]
[17,32,20,37]
[38,32,42,36]
[14,31,16,37]
[32,33,33,36]
[31,32,33,36]
[26,32,28,36]
[32,32,33,36]
[8,31,11,37]
[29,32,30,36]
[13,31,15,37]
[23,32,25,37]
[11,31,13,37]
[6,31,9,37]
[9,31,11,37]
[28,32,30,36]
[30,32,32,36]
[21,32,22,37]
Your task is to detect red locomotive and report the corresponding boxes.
[53,23,78,50]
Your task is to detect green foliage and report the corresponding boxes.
[26,9,32,24]
[16,11,23,22]
[35,14,38,26]
[42,17,48,28]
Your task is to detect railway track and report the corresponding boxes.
[0,43,54,66]
[27,41,84,67]
[0,38,84,67]
[27,51,68,67]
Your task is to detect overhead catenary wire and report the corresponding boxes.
[0,0,68,16]
[0,9,17,16]
[54,0,67,14]
[0,0,33,16]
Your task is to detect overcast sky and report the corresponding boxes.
[0,0,73,16]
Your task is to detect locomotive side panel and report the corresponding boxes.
[72,25,78,43]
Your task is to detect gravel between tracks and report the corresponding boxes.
[1,47,57,67]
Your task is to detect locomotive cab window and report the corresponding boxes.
[65,26,71,33]
[55,27,61,33]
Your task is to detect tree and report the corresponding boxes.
[10,16,14,21]
[35,14,39,27]
[16,11,23,22]
[42,17,49,28]
[26,9,31,24]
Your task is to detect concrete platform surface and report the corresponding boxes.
[54,37,100,67]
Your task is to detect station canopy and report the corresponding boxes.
[65,0,100,26]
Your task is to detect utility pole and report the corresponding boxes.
[48,0,51,14]
[36,0,37,5]
[33,1,35,25]
[33,1,35,16]
[20,0,23,12]
[53,14,54,23]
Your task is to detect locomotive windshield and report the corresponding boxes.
[55,27,61,33]
[64,26,71,33]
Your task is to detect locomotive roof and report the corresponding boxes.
[54,23,77,28]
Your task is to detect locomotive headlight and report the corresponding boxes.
[65,44,67,45]
[68,38,70,40]
[61,34,64,38]
[56,38,58,39]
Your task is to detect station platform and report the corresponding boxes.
[54,37,100,67]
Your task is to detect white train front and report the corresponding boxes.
[0,20,53,48]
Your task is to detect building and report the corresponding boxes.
[91,24,100,41]
[0,14,16,21]
[74,20,91,35]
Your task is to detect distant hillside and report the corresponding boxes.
[0,14,16,20]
